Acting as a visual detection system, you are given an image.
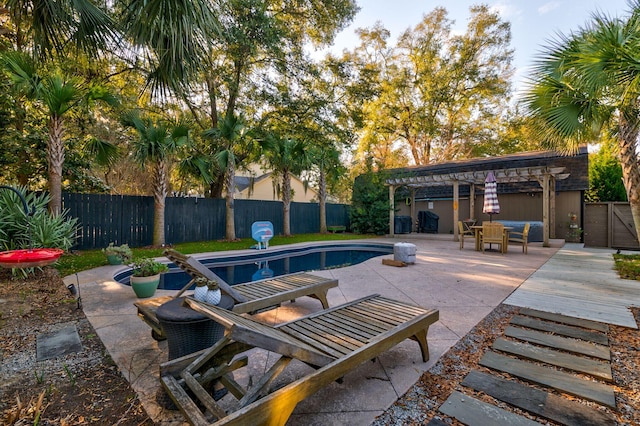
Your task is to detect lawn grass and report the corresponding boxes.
[55,233,377,277]
[613,253,640,280]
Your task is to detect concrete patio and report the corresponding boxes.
[64,235,639,425]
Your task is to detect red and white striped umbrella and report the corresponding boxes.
[482,171,500,218]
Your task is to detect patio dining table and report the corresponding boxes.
[470,225,513,252]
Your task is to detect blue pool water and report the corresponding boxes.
[115,243,393,291]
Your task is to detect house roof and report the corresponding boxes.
[386,148,589,198]
[234,173,271,193]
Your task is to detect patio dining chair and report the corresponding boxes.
[458,221,474,249]
[508,222,530,254]
[480,222,505,253]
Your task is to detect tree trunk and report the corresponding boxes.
[319,168,327,233]
[617,119,640,245]
[152,159,167,247]
[225,158,236,240]
[282,169,291,236]
[47,115,65,215]
[205,72,219,128]
[208,175,225,198]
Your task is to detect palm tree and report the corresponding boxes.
[1,52,118,214]
[3,0,116,57]
[203,114,249,241]
[261,134,311,236]
[523,3,640,244]
[309,144,344,233]
[122,111,190,247]
[119,0,220,94]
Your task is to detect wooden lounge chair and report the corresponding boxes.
[134,249,338,340]
[508,222,530,253]
[480,222,505,253]
[160,294,439,426]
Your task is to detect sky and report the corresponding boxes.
[318,0,633,97]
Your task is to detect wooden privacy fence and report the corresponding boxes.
[584,202,640,249]
[62,193,350,250]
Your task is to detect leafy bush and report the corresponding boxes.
[350,171,390,235]
[102,243,133,263]
[587,142,627,202]
[0,186,78,251]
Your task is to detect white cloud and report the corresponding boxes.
[491,1,522,21]
[538,1,562,15]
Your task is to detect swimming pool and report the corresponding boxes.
[115,243,393,291]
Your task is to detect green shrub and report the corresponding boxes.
[0,186,78,251]
[102,243,133,263]
[350,171,390,235]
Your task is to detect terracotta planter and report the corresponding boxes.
[130,274,161,298]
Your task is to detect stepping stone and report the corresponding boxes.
[479,351,616,408]
[439,390,542,425]
[510,315,608,345]
[426,418,449,426]
[493,338,612,382]
[461,370,616,426]
[518,308,609,332]
[504,326,610,360]
[36,323,82,361]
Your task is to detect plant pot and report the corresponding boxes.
[130,274,161,298]
[106,254,123,265]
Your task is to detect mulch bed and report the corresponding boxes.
[373,304,640,425]
[0,267,152,425]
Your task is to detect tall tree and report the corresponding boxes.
[260,134,310,236]
[176,0,358,199]
[309,143,344,233]
[1,53,118,214]
[523,2,640,244]
[203,114,250,241]
[122,111,190,246]
[348,5,514,167]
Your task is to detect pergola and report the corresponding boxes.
[386,165,570,247]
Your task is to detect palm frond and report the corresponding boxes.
[83,137,119,168]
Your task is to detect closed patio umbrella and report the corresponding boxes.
[483,171,500,221]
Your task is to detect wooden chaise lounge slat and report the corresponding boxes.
[159,294,439,426]
[134,249,338,340]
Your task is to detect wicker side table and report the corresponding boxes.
[156,295,234,360]
[156,295,234,408]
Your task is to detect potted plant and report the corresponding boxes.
[129,257,169,298]
[102,243,133,265]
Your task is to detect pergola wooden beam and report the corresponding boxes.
[386,165,568,245]
[387,166,567,187]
